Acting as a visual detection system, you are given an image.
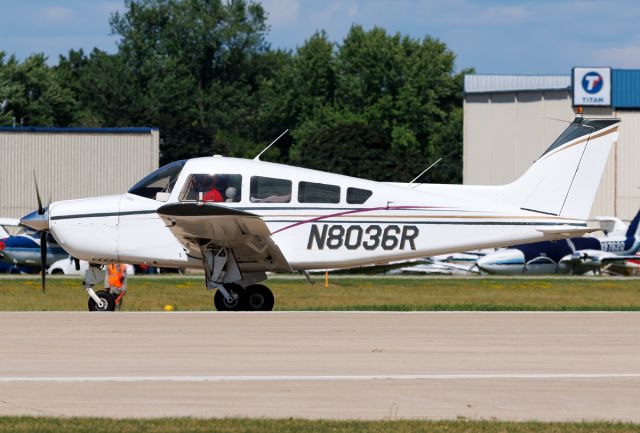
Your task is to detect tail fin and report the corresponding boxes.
[503,116,619,220]
[624,209,640,248]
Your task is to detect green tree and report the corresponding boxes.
[289,25,467,183]
[2,2,467,184]
[0,52,77,127]
[109,0,271,163]
[56,48,138,127]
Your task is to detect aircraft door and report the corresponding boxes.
[117,194,191,267]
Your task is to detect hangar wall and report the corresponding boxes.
[0,127,159,218]
[463,74,640,221]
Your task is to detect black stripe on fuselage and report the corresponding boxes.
[51,210,157,220]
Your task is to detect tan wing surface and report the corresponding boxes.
[157,203,291,272]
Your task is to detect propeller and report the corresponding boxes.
[33,173,48,293]
[40,231,47,294]
[34,172,44,216]
[20,173,52,294]
[565,238,581,275]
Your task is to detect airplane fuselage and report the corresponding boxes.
[46,157,587,271]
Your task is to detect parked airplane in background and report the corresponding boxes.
[0,219,18,273]
[477,209,640,275]
[0,225,68,273]
[0,218,17,239]
[20,116,619,311]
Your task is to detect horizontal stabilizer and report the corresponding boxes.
[535,227,599,237]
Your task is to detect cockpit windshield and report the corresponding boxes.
[128,160,186,200]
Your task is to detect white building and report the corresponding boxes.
[464,69,640,221]
[0,127,159,218]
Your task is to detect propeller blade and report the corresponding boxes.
[33,172,44,215]
[40,231,47,294]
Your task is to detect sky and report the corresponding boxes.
[1,0,640,74]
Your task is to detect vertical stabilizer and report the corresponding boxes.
[624,208,640,250]
[503,116,619,220]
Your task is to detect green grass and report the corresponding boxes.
[0,417,639,433]
[1,275,640,311]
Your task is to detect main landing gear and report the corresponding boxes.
[213,283,275,311]
[203,247,275,312]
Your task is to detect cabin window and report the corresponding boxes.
[180,174,242,202]
[298,181,340,204]
[346,187,372,204]
[128,159,186,200]
[250,176,292,203]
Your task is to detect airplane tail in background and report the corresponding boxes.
[501,116,620,220]
[624,208,640,251]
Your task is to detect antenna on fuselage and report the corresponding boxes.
[409,158,442,188]
[254,129,289,161]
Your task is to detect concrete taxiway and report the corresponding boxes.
[1,311,639,421]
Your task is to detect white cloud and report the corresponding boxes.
[263,0,301,27]
[443,2,529,25]
[42,6,73,23]
[594,45,640,68]
[483,5,527,22]
[347,1,358,17]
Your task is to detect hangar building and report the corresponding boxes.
[0,127,159,218]
[463,68,640,221]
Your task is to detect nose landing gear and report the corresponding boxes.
[88,290,116,312]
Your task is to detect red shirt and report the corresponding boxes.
[203,189,223,202]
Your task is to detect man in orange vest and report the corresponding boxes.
[106,263,128,310]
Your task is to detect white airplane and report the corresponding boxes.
[476,209,640,275]
[20,115,619,311]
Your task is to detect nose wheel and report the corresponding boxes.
[88,290,116,312]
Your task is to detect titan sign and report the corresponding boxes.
[572,67,611,106]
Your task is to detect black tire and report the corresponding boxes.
[244,284,274,311]
[88,290,116,312]
[213,284,245,311]
[51,269,64,275]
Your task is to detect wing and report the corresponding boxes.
[157,203,291,273]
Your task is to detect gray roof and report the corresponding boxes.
[464,74,570,94]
